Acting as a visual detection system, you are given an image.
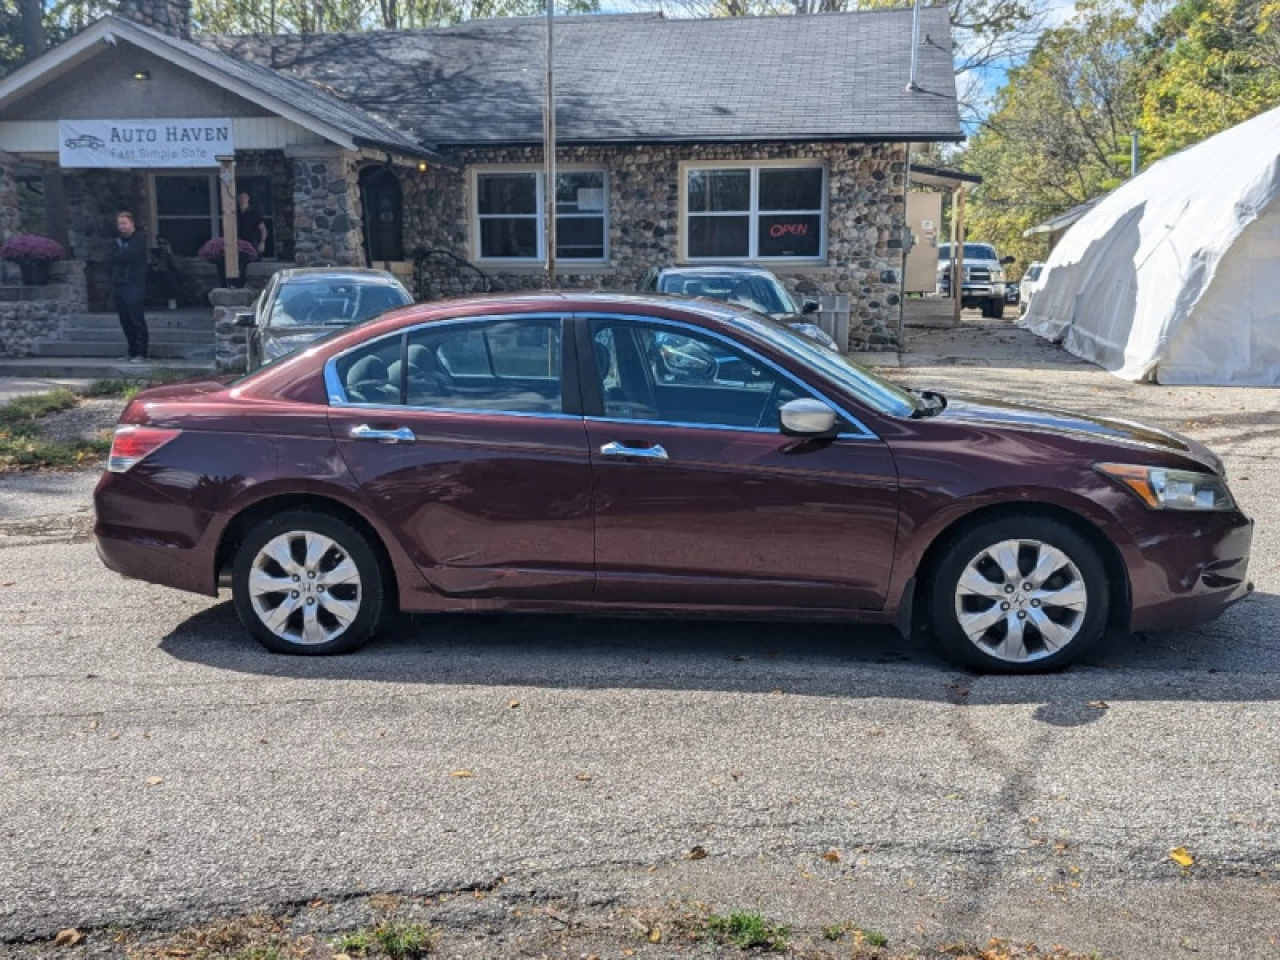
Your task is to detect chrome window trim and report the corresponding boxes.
[579,312,878,441]
[325,313,570,414]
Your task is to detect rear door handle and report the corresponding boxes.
[599,441,669,460]
[350,424,415,444]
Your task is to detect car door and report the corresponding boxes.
[579,313,899,610]
[326,313,595,602]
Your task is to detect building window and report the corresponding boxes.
[474,169,607,262]
[153,174,219,257]
[359,166,404,264]
[685,164,825,261]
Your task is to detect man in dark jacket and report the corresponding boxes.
[109,211,149,362]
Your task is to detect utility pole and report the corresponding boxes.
[905,0,921,92]
[544,0,557,289]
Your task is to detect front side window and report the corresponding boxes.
[589,317,814,429]
[685,165,824,261]
[475,170,606,262]
[154,174,218,257]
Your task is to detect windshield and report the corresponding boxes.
[269,279,412,328]
[658,272,797,315]
[732,315,922,418]
[938,243,999,261]
[1025,264,1043,281]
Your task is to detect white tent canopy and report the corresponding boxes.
[1023,105,1280,385]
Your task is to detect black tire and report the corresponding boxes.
[926,515,1110,674]
[231,509,385,655]
[987,298,1004,319]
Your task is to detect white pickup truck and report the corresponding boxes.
[937,242,1016,319]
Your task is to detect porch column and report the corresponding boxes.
[285,145,364,267]
[0,151,21,243]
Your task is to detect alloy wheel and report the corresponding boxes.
[248,531,363,646]
[953,538,1088,663]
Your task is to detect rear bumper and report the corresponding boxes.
[1126,510,1254,632]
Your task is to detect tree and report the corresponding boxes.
[1138,0,1280,161]
[959,0,1146,268]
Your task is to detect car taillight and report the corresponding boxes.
[107,426,181,473]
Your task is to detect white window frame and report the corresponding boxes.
[470,164,608,265]
[679,160,827,263]
[148,172,220,256]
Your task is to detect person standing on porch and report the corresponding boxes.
[109,211,149,363]
[237,190,267,255]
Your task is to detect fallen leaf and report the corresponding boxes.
[687,845,708,860]
[1169,846,1195,867]
[575,772,592,782]
[509,699,521,708]
[89,719,99,730]
[1087,700,1110,710]
[450,769,474,778]
[649,925,662,943]
[145,776,164,786]
[730,770,742,780]
[821,848,841,863]
[54,929,83,947]
[0,581,14,588]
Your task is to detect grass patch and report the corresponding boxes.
[81,378,146,401]
[337,921,437,959]
[0,388,111,470]
[705,909,790,952]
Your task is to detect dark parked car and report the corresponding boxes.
[237,267,413,370]
[95,293,1253,673]
[637,265,839,351]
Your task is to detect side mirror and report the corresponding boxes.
[779,398,839,437]
[1000,256,1016,266]
[801,298,821,315]
[234,311,256,328]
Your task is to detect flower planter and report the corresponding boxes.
[18,260,52,286]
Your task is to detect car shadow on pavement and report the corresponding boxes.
[159,590,1280,720]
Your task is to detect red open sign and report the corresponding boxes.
[769,222,809,239]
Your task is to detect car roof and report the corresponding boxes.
[655,265,776,278]
[275,267,404,285]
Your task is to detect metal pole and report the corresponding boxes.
[1130,131,1139,177]
[905,0,921,92]
[544,0,557,289]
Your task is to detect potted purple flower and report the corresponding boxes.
[0,234,66,286]
[198,237,259,287]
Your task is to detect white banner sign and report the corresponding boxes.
[58,118,233,168]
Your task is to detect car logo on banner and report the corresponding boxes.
[57,119,234,168]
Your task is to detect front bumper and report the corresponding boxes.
[1125,509,1254,632]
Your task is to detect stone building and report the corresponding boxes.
[0,1,960,367]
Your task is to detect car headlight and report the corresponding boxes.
[263,335,314,360]
[1097,463,1236,511]
[991,269,1005,282]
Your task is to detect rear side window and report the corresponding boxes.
[405,318,564,414]
[334,334,403,405]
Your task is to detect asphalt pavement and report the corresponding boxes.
[2,323,1278,957]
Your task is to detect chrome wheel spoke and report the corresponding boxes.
[1028,544,1070,589]
[262,593,299,633]
[263,536,300,576]
[320,557,359,587]
[300,602,328,644]
[249,568,294,597]
[1029,608,1075,651]
[303,533,335,573]
[320,594,359,626]
[959,603,1005,639]
[957,567,1006,599]
[996,614,1028,660]
[1035,579,1087,610]
[988,540,1023,584]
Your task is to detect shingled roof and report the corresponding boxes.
[207,7,962,147]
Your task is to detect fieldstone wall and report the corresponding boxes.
[211,287,255,373]
[117,0,191,38]
[396,141,908,350]
[0,152,21,244]
[292,149,363,267]
[0,260,87,357]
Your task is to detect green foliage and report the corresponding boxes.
[0,388,78,430]
[705,910,790,951]
[0,388,110,471]
[337,922,437,959]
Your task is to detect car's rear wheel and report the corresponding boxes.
[231,510,384,655]
[927,516,1109,673]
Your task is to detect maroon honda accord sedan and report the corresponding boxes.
[94,292,1253,672]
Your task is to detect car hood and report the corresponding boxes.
[264,326,344,342]
[934,394,1224,474]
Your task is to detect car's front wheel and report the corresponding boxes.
[927,516,1110,673]
[231,510,385,655]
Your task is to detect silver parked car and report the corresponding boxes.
[237,268,413,370]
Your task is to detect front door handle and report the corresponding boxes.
[600,441,669,460]
[350,424,415,444]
